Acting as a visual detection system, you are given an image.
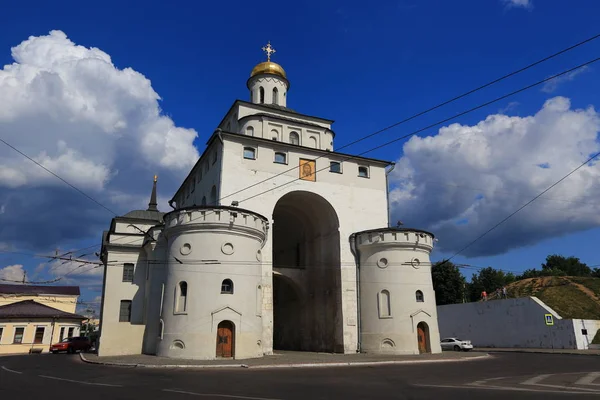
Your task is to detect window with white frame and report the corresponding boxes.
[358,166,370,178]
[13,327,24,344]
[59,327,65,341]
[243,147,256,160]
[289,131,300,145]
[122,263,134,282]
[68,327,74,337]
[221,279,234,294]
[330,161,342,173]
[274,152,287,164]
[119,300,132,322]
[378,290,391,318]
[175,281,188,313]
[34,326,45,344]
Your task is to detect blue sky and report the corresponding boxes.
[1,0,600,307]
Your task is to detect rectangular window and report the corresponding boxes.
[68,327,74,338]
[34,327,45,344]
[0,327,3,343]
[243,147,256,160]
[59,327,65,341]
[122,263,134,282]
[330,161,342,174]
[274,152,287,164]
[358,166,370,178]
[119,300,132,322]
[13,327,24,344]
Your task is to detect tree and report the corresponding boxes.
[468,267,515,302]
[541,254,591,277]
[431,261,467,305]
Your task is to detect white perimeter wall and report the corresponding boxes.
[437,297,591,349]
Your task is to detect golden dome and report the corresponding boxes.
[250,61,287,79]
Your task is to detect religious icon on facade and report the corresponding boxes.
[299,159,316,181]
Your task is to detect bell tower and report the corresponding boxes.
[247,42,289,107]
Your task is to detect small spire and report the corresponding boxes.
[262,41,276,62]
[147,175,158,211]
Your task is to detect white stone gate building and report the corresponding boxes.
[98,43,442,359]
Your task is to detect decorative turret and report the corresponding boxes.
[247,42,289,107]
[147,175,158,212]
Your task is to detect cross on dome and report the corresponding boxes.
[262,41,276,61]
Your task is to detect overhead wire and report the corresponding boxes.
[12,33,600,261]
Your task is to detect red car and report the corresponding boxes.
[50,336,92,354]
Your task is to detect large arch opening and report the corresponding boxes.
[272,191,342,352]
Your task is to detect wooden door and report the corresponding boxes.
[417,324,427,354]
[216,321,234,358]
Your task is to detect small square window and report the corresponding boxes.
[123,263,134,283]
[243,147,256,160]
[330,161,342,174]
[358,166,369,178]
[274,152,287,164]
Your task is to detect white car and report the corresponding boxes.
[440,337,473,351]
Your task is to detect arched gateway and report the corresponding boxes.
[272,191,343,352]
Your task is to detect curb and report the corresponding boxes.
[479,349,600,357]
[80,352,491,370]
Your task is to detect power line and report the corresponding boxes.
[440,148,600,265]
[79,55,600,256]
[22,32,600,260]
[216,33,600,204]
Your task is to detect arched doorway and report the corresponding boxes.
[272,191,342,352]
[216,321,235,358]
[417,321,430,354]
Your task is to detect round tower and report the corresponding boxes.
[157,206,269,360]
[247,42,289,107]
[351,227,442,355]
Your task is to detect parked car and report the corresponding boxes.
[50,336,92,354]
[440,337,473,351]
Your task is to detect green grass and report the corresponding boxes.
[506,277,600,320]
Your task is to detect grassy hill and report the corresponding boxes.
[506,276,600,320]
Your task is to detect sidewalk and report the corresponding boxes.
[80,350,489,369]
[474,347,600,356]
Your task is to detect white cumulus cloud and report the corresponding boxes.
[389,96,600,257]
[0,264,27,283]
[0,31,200,251]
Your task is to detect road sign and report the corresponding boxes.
[545,314,554,326]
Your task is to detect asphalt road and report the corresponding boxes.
[2,351,600,399]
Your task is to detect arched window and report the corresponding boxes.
[221,279,234,294]
[259,87,265,104]
[201,196,206,206]
[176,281,188,313]
[273,87,279,105]
[158,319,164,340]
[210,185,217,205]
[246,126,254,136]
[416,290,424,302]
[378,290,391,318]
[289,131,300,145]
[271,129,279,141]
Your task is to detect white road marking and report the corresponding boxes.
[469,376,509,386]
[521,374,552,385]
[39,375,122,387]
[576,372,600,386]
[163,388,283,399]
[415,383,600,395]
[1,366,22,374]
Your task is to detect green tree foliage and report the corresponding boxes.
[468,267,516,302]
[516,254,592,279]
[431,261,467,305]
